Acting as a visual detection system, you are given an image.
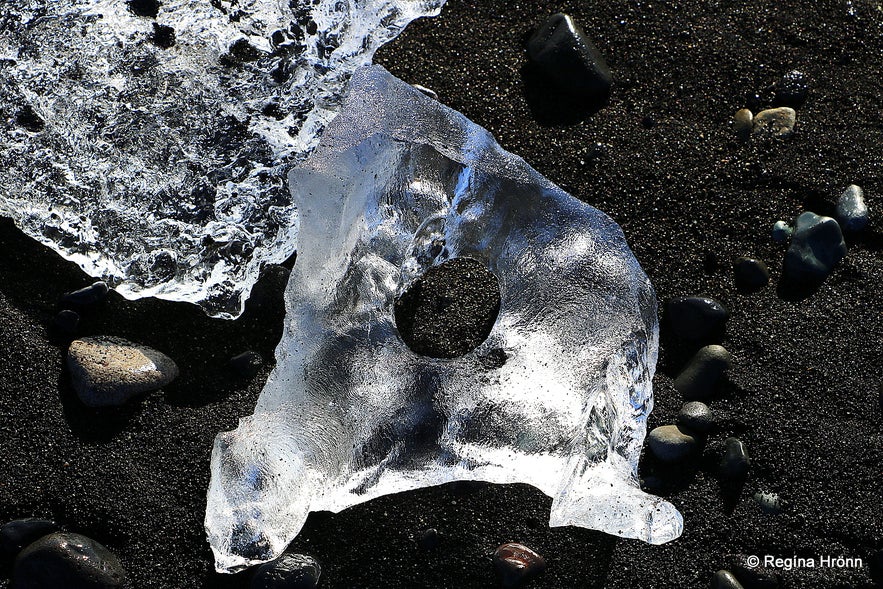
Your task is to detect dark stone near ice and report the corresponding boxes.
[61,282,109,306]
[677,401,714,433]
[127,0,160,18]
[527,13,611,100]
[734,257,770,292]
[53,310,80,334]
[666,296,728,342]
[151,23,175,48]
[250,553,320,589]
[719,437,750,480]
[731,562,781,589]
[783,212,846,285]
[648,425,698,462]
[15,106,44,133]
[711,570,745,589]
[674,345,732,400]
[0,519,59,560]
[835,185,869,232]
[493,543,546,588]
[12,532,126,589]
[419,528,440,550]
[775,70,809,108]
[230,351,263,378]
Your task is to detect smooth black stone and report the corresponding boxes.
[250,553,320,589]
[731,563,781,589]
[666,296,729,342]
[419,528,440,550]
[674,345,732,400]
[61,281,109,306]
[711,570,745,589]
[775,70,809,108]
[12,532,125,589]
[127,0,160,18]
[783,212,846,285]
[527,13,611,99]
[733,257,770,292]
[0,519,59,560]
[493,543,546,589]
[394,258,501,359]
[720,437,750,480]
[677,401,714,433]
[53,310,80,334]
[230,350,263,378]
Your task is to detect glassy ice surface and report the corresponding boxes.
[206,66,683,572]
[0,0,444,317]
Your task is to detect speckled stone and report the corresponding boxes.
[783,211,846,285]
[648,425,698,462]
[67,336,179,407]
[12,532,126,589]
[753,491,784,514]
[493,542,546,588]
[677,401,715,433]
[753,107,796,137]
[674,345,732,400]
[835,184,869,232]
[250,553,320,589]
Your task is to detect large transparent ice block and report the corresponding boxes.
[206,65,682,572]
[0,0,444,317]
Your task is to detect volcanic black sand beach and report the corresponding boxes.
[1,1,882,587]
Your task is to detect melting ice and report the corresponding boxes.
[0,0,444,317]
[205,66,683,573]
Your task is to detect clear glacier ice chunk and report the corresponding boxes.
[205,65,683,572]
[0,0,444,317]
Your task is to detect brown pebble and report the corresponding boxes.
[493,542,546,588]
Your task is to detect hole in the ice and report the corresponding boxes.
[394,257,501,359]
[127,0,161,18]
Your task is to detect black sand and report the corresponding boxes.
[1,1,881,587]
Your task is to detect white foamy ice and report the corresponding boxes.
[0,0,444,317]
[206,65,682,572]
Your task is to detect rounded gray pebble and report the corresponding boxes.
[251,553,320,589]
[771,220,792,243]
[678,401,715,433]
[835,184,869,232]
[753,107,796,137]
[67,336,179,407]
[648,425,698,462]
[675,345,732,401]
[0,519,59,560]
[12,532,125,589]
[783,211,846,285]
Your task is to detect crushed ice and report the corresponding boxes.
[0,0,444,317]
[205,66,683,573]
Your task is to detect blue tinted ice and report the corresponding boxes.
[0,0,444,317]
[205,66,683,573]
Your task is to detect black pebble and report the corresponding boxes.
[674,345,732,401]
[666,296,729,342]
[731,561,781,589]
[127,0,160,18]
[526,13,611,100]
[230,351,263,378]
[61,281,109,306]
[250,553,320,589]
[13,532,126,589]
[677,401,714,433]
[719,437,750,480]
[783,212,846,286]
[733,257,770,292]
[711,570,745,589]
[15,106,45,133]
[775,70,809,108]
[53,310,80,334]
[151,23,175,48]
[0,519,58,560]
[419,528,440,550]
